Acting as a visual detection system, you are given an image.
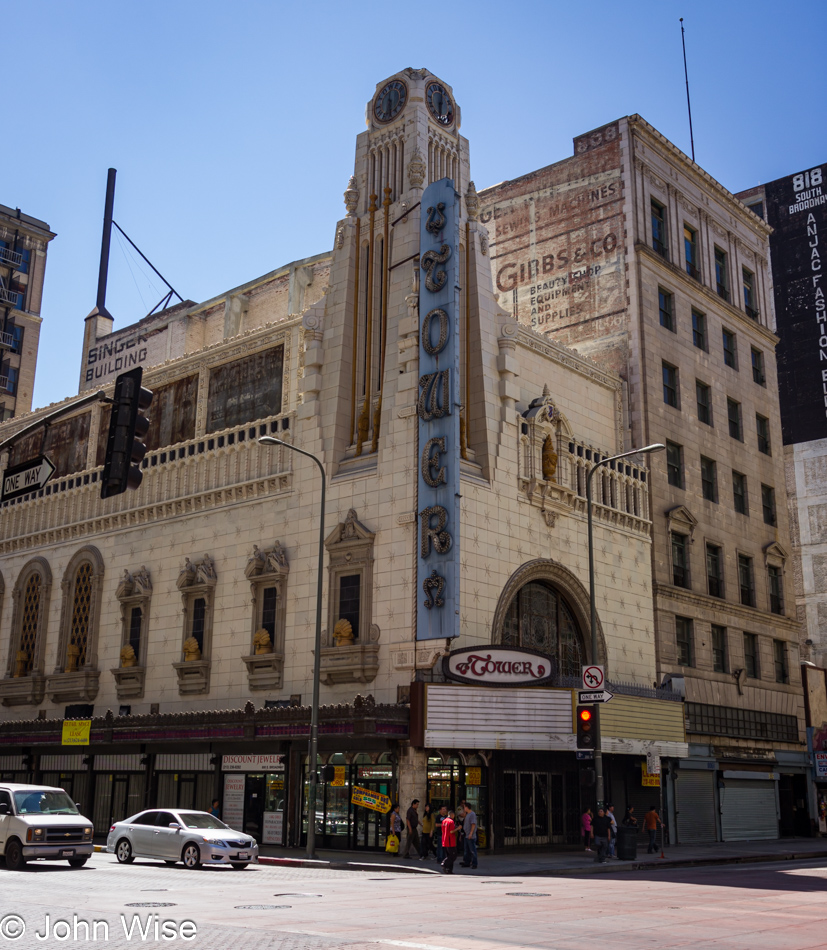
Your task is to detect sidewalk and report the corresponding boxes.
[256,835,827,876]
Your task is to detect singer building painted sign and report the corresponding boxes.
[417,179,461,641]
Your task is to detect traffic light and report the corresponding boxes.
[576,704,600,750]
[320,764,336,783]
[101,367,153,499]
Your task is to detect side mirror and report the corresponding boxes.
[168,823,181,830]
[75,803,82,811]
[0,803,9,815]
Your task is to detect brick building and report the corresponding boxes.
[0,204,55,420]
[480,117,809,842]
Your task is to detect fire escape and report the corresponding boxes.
[0,227,27,411]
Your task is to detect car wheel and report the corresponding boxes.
[116,839,135,864]
[68,856,88,868]
[4,839,27,871]
[231,862,249,870]
[181,843,201,869]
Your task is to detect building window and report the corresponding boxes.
[4,367,18,395]
[672,533,690,588]
[651,199,668,258]
[714,246,729,301]
[722,328,737,368]
[676,616,694,667]
[666,441,684,488]
[712,625,728,673]
[761,484,776,526]
[700,456,717,502]
[738,554,755,607]
[56,547,105,674]
[768,565,784,615]
[746,201,764,220]
[684,224,699,279]
[658,288,675,331]
[114,567,152,690]
[261,587,277,640]
[732,470,748,515]
[128,607,142,657]
[9,325,23,354]
[502,581,585,677]
[751,347,765,385]
[756,414,771,455]
[727,398,742,441]
[686,702,798,741]
[743,268,758,319]
[773,639,788,683]
[174,554,217,694]
[325,509,377,647]
[743,632,759,678]
[242,541,290,691]
[692,309,707,350]
[696,381,712,425]
[706,544,724,598]
[19,574,42,675]
[662,362,679,408]
[3,559,51,691]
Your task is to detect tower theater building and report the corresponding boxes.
[2,70,804,852]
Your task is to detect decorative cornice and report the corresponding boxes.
[654,582,801,633]
[515,325,622,392]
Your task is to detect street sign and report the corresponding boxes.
[575,751,594,760]
[581,665,605,690]
[578,689,614,704]
[1,455,56,502]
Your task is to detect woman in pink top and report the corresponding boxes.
[581,808,593,851]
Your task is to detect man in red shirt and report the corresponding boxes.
[440,808,458,874]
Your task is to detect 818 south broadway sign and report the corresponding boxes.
[417,179,461,641]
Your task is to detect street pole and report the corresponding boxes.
[585,443,665,810]
[259,435,325,860]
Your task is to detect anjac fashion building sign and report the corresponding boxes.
[442,646,556,687]
[417,179,461,640]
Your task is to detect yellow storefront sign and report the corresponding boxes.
[351,785,392,814]
[331,766,347,787]
[465,767,481,786]
[61,720,91,746]
[641,762,661,787]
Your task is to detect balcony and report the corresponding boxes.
[0,288,22,308]
[0,246,23,268]
[0,331,15,350]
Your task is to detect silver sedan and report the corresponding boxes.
[106,808,258,869]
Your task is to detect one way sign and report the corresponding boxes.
[1,456,56,502]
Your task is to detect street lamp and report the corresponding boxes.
[259,435,326,859]
[586,442,665,809]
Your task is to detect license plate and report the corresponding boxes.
[236,852,249,860]
[61,849,74,857]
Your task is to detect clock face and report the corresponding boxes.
[374,80,407,123]
[426,81,454,126]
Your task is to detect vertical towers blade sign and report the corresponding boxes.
[417,178,461,640]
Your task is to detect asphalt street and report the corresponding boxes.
[0,853,825,950]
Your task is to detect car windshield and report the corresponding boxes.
[13,790,79,816]
[177,813,228,830]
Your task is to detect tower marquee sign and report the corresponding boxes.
[417,179,461,640]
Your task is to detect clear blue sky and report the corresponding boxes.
[8,0,825,411]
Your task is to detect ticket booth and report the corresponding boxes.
[221,754,287,845]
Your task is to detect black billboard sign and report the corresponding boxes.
[765,163,827,445]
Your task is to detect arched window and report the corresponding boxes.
[0,560,51,706]
[501,581,584,677]
[19,574,41,675]
[55,548,105,674]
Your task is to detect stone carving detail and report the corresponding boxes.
[465,181,480,221]
[120,644,137,668]
[178,554,217,590]
[542,435,558,482]
[479,229,489,256]
[336,227,345,249]
[183,637,202,661]
[333,619,355,646]
[407,145,426,189]
[425,202,446,235]
[253,628,272,654]
[344,175,359,216]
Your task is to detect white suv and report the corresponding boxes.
[0,784,94,870]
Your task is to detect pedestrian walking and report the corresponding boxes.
[434,805,448,863]
[592,807,612,863]
[419,803,436,859]
[389,803,404,852]
[440,808,459,874]
[459,799,478,869]
[581,807,593,851]
[402,799,420,858]
[606,803,618,858]
[644,804,662,854]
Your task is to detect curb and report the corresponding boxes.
[257,855,438,874]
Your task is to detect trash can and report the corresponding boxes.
[615,825,638,860]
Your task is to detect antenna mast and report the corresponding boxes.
[680,18,695,162]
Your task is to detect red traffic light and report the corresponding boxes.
[579,708,592,722]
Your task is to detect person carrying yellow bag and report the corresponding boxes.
[386,803,403,854]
